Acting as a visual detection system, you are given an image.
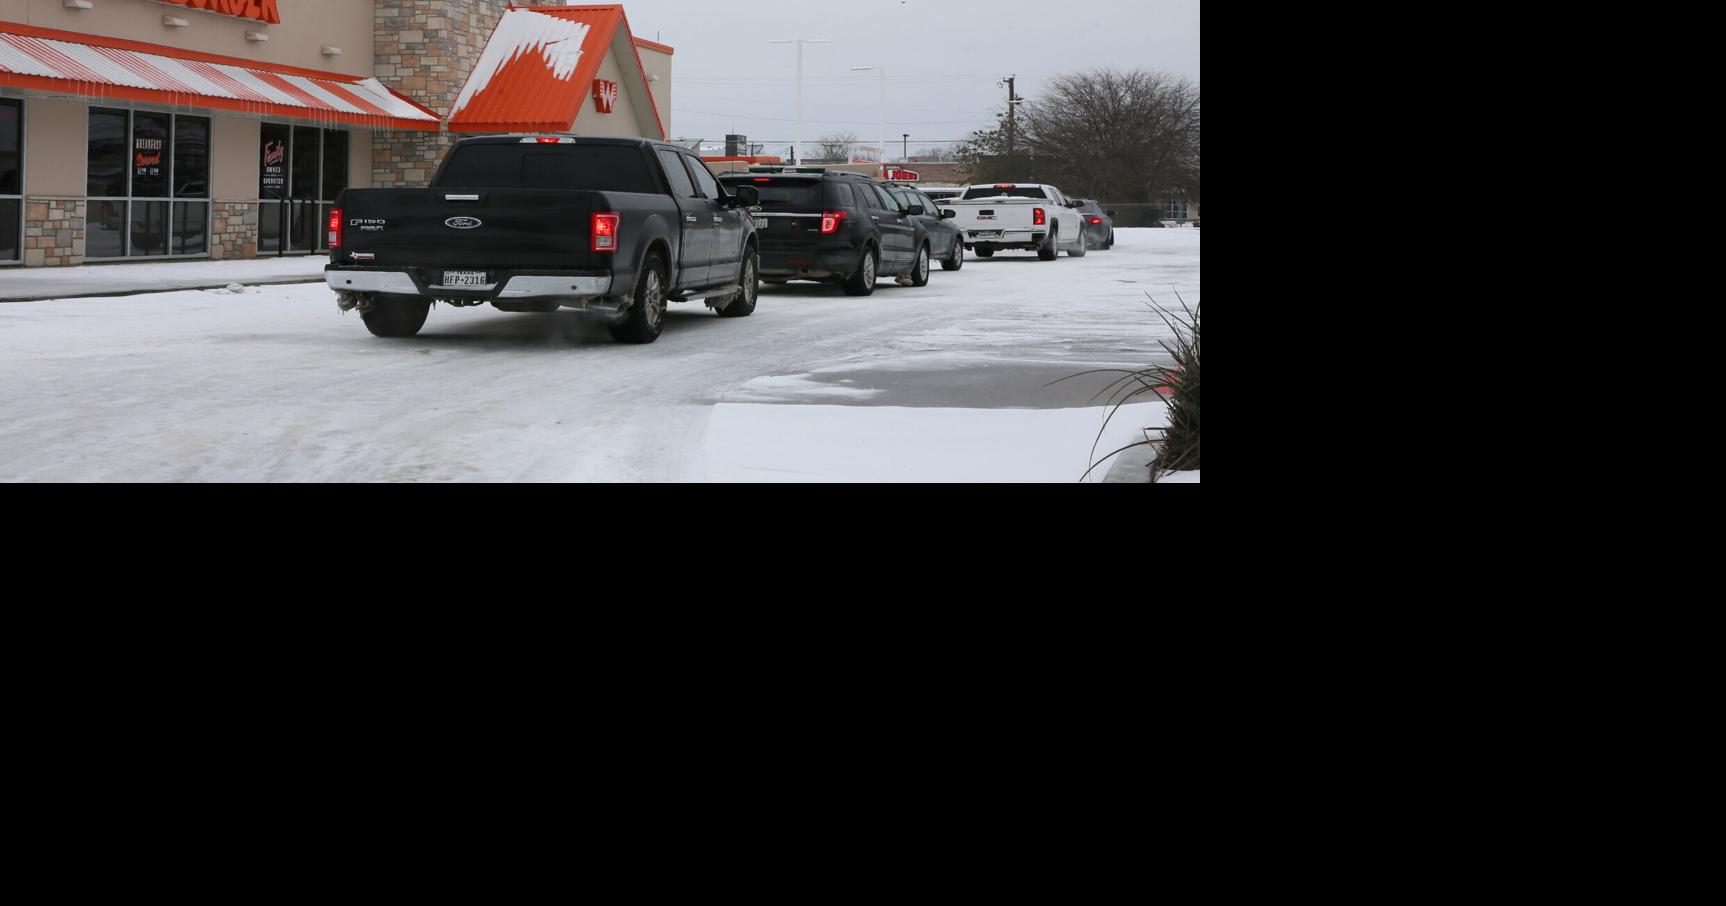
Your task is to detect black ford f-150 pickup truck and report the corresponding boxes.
[325,135,761,344]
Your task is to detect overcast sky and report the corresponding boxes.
[616,0,1201,155]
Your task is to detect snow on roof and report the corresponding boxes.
[448,8,592,122]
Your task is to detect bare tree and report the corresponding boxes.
[809,131,859,164]
[914,146,958,162]
[1017,69,1200,203]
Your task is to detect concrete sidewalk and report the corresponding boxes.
[1,256,330,303]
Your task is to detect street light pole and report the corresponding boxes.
[903,134,909,162]
[772,38,828,165]
[850,65,885,170]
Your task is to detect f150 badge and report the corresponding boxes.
[446,217,483,230]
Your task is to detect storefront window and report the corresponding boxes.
[259,125,350,255]
[85,108,211,260]
[1,98,20,264]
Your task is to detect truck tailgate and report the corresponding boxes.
[947,198,1043,233]
[338,188,596,269]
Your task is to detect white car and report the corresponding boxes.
[942,183,1088,260]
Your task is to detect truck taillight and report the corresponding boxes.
[329,208,342,249]
[592,212,620,252]
[1033,207,1046,226]
[821,211,847,235]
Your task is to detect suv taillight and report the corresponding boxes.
[821,211,848,235]
[329,208,343,249]
[592,212,620,252]
[1033,207,1046,226]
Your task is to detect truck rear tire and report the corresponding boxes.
[843,247,878,297]
[362,294,431,338]
[609,252,667,344]
[717,249,759,318]
[1039,228,1060,261]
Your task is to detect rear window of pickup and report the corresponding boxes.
[438,145,658,193]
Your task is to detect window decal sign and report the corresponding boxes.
[593,80,619,114]
[262,138,286,195]
[157,1,282,26]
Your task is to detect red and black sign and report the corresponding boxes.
[883,167,921,182]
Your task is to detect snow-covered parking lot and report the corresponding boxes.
[0,228,1198,482]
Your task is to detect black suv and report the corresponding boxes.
[717,168,932,296]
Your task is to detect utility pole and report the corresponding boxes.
[903,134,909,161]
[1002,75,1023,175]
[772,39,828,166]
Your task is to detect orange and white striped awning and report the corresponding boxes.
[0,21,439,131]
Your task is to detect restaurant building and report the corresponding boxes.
[1,1,672,268]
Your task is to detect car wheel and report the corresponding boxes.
[976,246,995,258]
[941,238,964,271]
[718,249,759,318]
[1068,229,1087,258]
[1038,226,1060,261]
[908,244,931,287]
[842,246,878,297]
[362,294,431,338]
[608,251,667,344]
[1105,230,1115,250]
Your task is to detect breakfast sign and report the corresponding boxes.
[156,1,282,25]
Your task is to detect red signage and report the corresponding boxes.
[593,80,619,114]
[157,1,282,25]
[883,167,921,182]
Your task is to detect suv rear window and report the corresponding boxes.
[438,144,657,193]
[962,186,1050,200]
[721,176,824,207]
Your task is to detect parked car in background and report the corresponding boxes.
[885,183,964,271]
[325,135,760,345]
[944,183,1088,260]
[919,187,965,203]
[1075,199,1116,250]
[717,167,934,295]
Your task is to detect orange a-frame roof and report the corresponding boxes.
[447,5,667,138]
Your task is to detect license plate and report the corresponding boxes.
[443,270,488,287]
[753,217,769,229]
[972,231,1002,239]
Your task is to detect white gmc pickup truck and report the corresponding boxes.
[941,183,1089,260]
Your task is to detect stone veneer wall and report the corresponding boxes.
[371,1,568,188]
[211,202,259,261]
[22,199,85,267]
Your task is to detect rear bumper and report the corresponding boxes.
[326,267,613,301]
[965,230,1047,249]
[759,246,861,280]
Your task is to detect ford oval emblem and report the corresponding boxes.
[445,217,483,230]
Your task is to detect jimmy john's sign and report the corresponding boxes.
[156,1,282,25]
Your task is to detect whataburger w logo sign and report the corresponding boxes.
[593,80,619,114]
[157,1,282,25]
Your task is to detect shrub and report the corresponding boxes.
[1056,293,1200,482]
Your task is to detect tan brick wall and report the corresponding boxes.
[371,1,568,188]
[23,199,85,268]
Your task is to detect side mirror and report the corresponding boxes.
[1107,210,1117,217]
[907,204,926,216]
[732,186,760,207]
[940,209,956,219]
